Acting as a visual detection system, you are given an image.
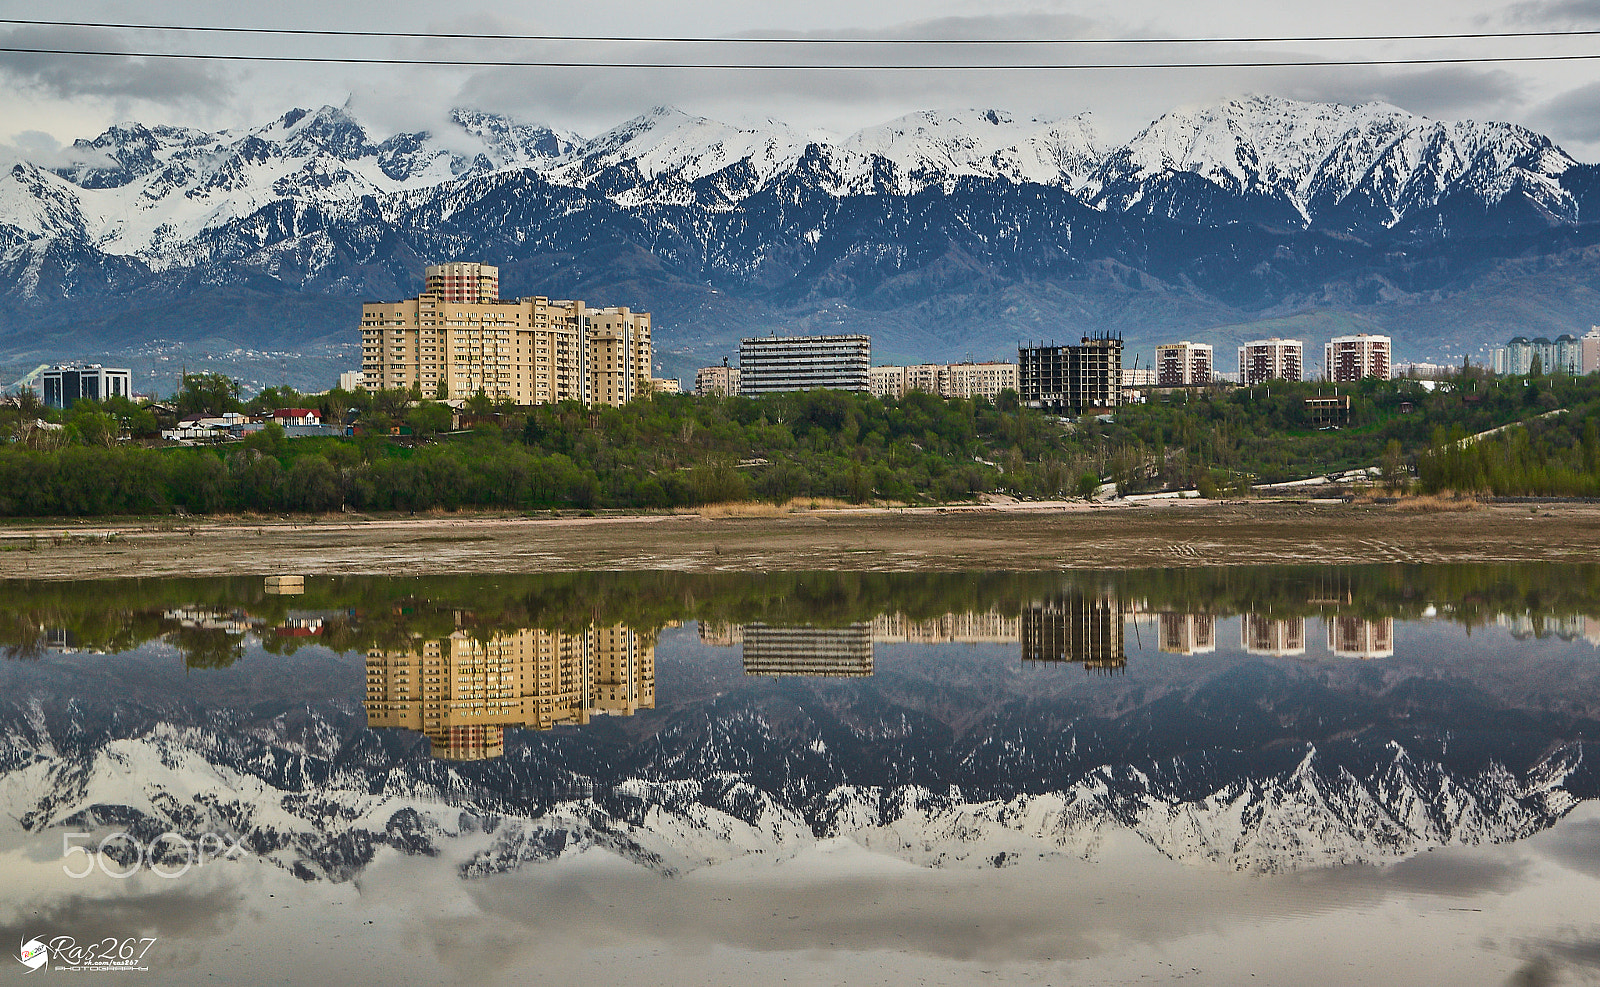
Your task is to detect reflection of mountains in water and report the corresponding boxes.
[364,623,654,760]
[6,656,1596,883]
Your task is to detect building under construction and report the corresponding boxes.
[1018,335,1123,414]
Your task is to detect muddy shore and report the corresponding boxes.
[0,499,1592,580]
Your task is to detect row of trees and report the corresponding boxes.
[1417,416,1600,496]
[0,389,1105,516]
[6,365,1600,515]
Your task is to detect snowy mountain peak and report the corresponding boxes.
[448,108,579,164]
[275,104,374,160]
[840,107,1102,190]
[1088,94,1580,229]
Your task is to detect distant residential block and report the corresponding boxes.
[1237,338,1303,385]
[695,364,740,397]
[869,365,905,399]
[41,364,131,408]
[1155,341,1214,386]
[360,262,651,408]
[1494,334,1585,375]
[1324,334,1391,382]
[869,361,1018,401]
[738,334,871,395]
[1582,329,1600,374]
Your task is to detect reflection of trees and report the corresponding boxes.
[1,628,45,661]
[169,627,246,669]
[4,565,1600,664]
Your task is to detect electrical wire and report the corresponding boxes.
[1,45,1599,69]
[2,16,1600,47]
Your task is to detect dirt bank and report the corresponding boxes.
[0,499,1590,580]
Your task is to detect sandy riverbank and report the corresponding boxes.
[0,498,1591,579]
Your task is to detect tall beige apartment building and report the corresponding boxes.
[359,262,652,407]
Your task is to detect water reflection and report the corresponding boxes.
[1158,613,1216,655]
[4,565,1600,984]
[1327,616,1395,659]
[1021,591,1126,672]
[1241,614,1307,656]
[739,623,874,677]
[366,623,655,760]
[8,565,1600,668]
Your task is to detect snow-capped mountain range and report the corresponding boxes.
[4,93,1600,381]
[3,95,1578,255]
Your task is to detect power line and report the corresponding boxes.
[3,44,1600,70]
[3,16,1600,47]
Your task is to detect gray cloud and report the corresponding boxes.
[1531,817,1600,877]
[1529,80,1600,142]
[0,887,242,946]
[736,11,1101,41]
[0,26,229,107]
[1276,65,1526,119]
[1507,0,1600,25]
[0,131,116,170]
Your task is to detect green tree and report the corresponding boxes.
[174,373,242,416]
[405,402,453,438]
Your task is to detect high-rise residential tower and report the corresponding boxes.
[359,264,651,407]
[1237,338,1303,385]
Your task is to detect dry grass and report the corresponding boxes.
[691,497,878,517]
[1356,489,1478,511]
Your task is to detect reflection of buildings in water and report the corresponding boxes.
[1021,592,1126,672]
[364,623,655,760]
[1241,615,1306,656]
[707,612,1020,677]
[163,607,262,634]
[1158,613,1216,655]
[43,627,108,655]
[741,623,874,677]
[698,622,744,647]
[703,612,1020,650]
[870,611,1020,644]
[1325,616,1395,659]
[1497,612,1598,644]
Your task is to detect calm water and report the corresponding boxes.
[1,567,1598,985]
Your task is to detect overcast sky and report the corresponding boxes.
[7,0,1600,157]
